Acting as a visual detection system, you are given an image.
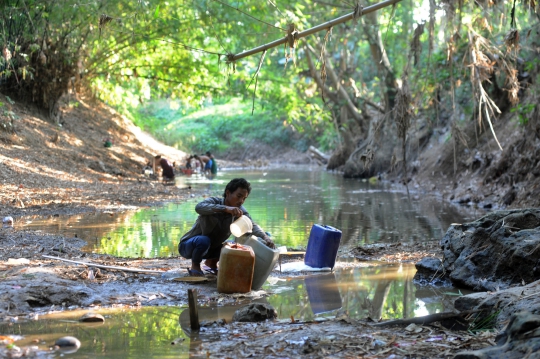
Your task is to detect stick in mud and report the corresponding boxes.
[188,289,200,330]
[372,310,481,327]
[42,255,164,274]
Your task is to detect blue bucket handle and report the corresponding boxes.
[318,224,341,233]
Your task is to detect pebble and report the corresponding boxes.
[2,216,13,227]
[55,336,81,348]
[79,313,105,323]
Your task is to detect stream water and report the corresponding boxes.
[4,264,468,358]
[21,167,482,257]
[6,167,483,357]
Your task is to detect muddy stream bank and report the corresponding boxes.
[1,169,537,358]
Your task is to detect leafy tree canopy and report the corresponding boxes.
[1,0,538,155]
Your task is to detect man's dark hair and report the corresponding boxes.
[206,151,212,156]
[154,155,162,159]
[223,178,251,198]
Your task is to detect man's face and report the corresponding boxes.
[225,187,249,207]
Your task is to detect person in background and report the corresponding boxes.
[141,161,153,175]
[206,151,218,175]
[193,154,212,175]
[179,178,275,276]
[103,137,113,148]
[185,155,193,169]
[154,155,175,182]
[193,156,201,173]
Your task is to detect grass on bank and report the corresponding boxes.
[129,97,335,156]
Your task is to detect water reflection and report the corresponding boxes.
[304,273,342,314]
[20,168,483,258]
[264,264,468,321]
[1,308,190,358]
[4,169,482,357]
[1,264,471,358]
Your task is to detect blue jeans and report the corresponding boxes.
[179,235,221,265]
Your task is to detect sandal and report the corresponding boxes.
[187,268,205,277]
[202,265,218,275]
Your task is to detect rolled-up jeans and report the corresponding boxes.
[179,235,221,265]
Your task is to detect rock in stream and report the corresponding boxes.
[426,209,540,291]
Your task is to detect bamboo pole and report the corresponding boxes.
[42,255,164,274]
[228,0,402,62]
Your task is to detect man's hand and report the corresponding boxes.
[263,236,276,249]
[224,206,243,217]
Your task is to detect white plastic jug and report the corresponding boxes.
[230,215,253,237]
[235,235,280,290]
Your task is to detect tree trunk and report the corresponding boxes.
[361,7,398,111]
[307,44,365,130]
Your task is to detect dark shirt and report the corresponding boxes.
[159,158,175,179]
[180,196,267,249]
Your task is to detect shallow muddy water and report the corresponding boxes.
[0,263,470,358]
[21,167,483,258]
[7,167,482,357]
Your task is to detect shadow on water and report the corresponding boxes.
[20,167,485,258]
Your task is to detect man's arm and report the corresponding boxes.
[195,197,227,215]
[245,212,276,249]
[195,197,243,217]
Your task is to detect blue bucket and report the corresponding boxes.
[304,224,342,269]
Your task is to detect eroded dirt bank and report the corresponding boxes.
[0,90,310,220]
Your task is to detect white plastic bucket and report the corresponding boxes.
[230,215,253,237]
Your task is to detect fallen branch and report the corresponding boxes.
[308,146,329,163]
[372,310,481,327]
[42,255,164,274]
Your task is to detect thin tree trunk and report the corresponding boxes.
[361,7,397,111]
[307,44,364,127]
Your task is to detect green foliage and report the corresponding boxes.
[469,311,500,333]
[129,89,335,155]
[524,58,540,73]
[0,0,99,113]
[82,0,347,153]
[3,0,538,154]
[3,110,17,120]
[510,103,535,126]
